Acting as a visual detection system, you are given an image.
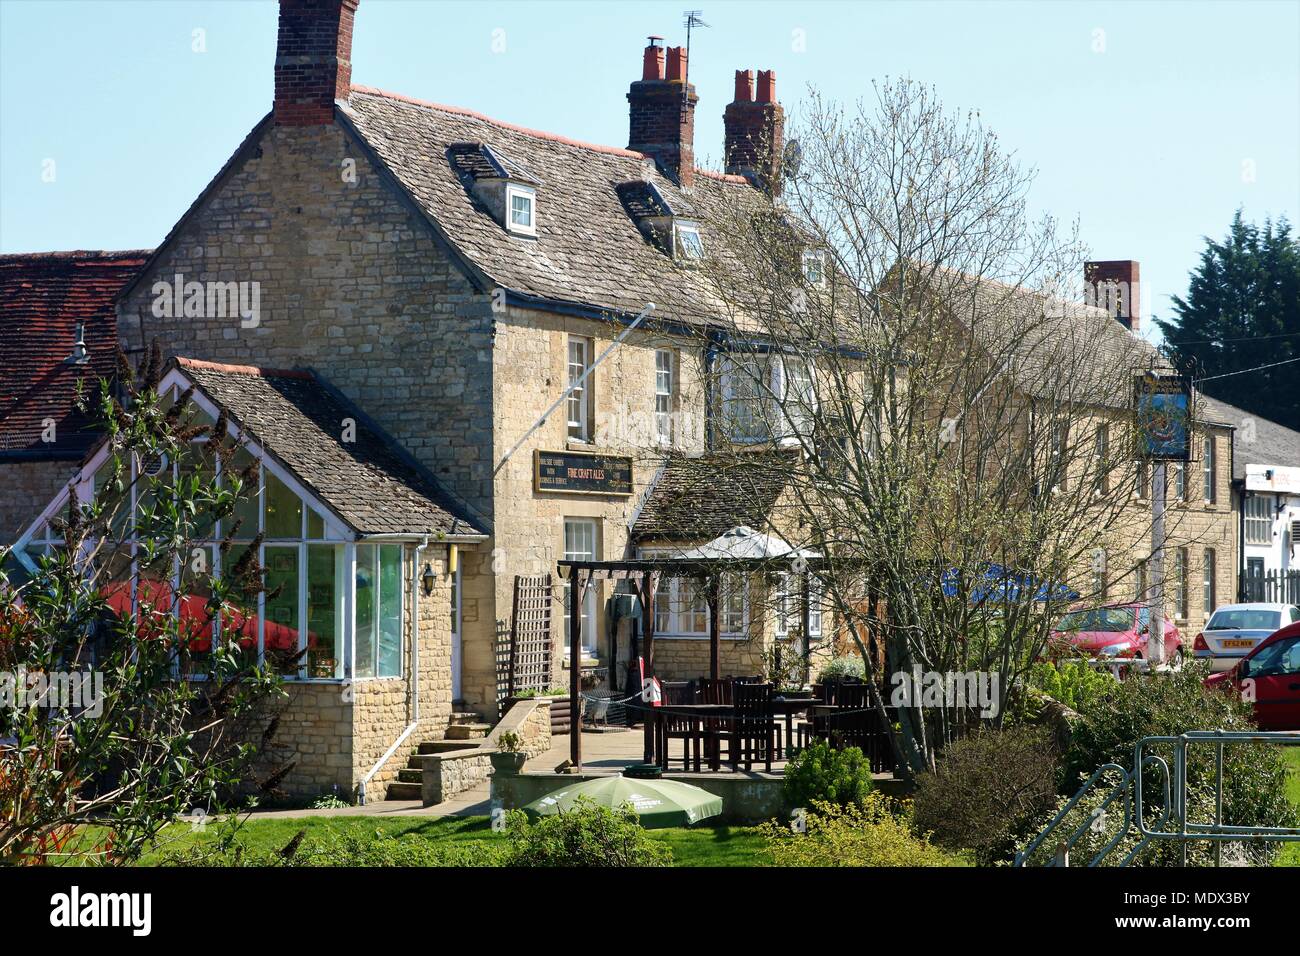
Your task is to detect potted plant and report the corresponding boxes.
[490,730,527,774]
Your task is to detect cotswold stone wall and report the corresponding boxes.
[0,460,74,544]
[115,121,495,521]
[474,306,710,713]
[269,683,353,799]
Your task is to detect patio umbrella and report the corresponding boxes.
[523,775,723,828]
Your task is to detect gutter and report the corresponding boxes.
[358,534,430,805]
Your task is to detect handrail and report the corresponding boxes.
[1017,729,1300,867]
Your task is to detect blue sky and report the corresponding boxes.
[2,0,1297,344]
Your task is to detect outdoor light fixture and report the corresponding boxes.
[421,563,436,595]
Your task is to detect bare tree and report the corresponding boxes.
[632,79,1210,777]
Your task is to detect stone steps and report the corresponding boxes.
[445,722,492,740]
[396,767,422,783]
[385,780,422,801]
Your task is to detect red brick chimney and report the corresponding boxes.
[274,0,358,126]
[724,68,785,194]
[1085,260,1141,333]
[627,37,697,187]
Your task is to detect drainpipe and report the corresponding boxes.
[358,535,430,805]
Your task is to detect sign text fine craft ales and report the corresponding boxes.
[534,449,634,496]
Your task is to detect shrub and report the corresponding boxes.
[1054,666,1299,866]
[762,795,964,867]
[501,799,672,867]
[912,725,1059,865]
[816,655,866,684]
[784,740,873,809]
[1027,660,1115,713]
[496,730,524,752]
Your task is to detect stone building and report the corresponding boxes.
[2,0,1244,798]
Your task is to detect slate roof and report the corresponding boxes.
[0,250,150,459]
[1199,394,1300,478]
[173,358,485,538]
[633,450,799,542]
[341,87,759,326]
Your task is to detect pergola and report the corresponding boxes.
[555,527,821,771]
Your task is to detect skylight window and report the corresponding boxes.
[803,250,825,286]
[507,183,536,236]
[675,221,704,261]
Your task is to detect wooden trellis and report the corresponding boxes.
[507,574,554,698]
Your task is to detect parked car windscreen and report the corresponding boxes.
[1246,636,1300,677]
[1056,607,1133,632]
[1206,609,1282,631]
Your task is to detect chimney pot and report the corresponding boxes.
[734,69,754,102]
[642,38,666,81]
[724,68,785,195]
[665,47,687,83]
[627,39,697,187]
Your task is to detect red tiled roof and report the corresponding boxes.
[0,250,150,459]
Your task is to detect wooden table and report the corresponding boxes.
[652,699,816,769]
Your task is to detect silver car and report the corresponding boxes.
[1194,602,1300,671]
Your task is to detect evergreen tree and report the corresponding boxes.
[1156,210,1300,430]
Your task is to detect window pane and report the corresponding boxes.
[307,545,342,679]
[264,545,301,675]
[223,542,261,663]
[567,339,588,440]
[378,545,403,677]
[355,544,376,678]
[511,193,532,228]
[264,471,303,539]
[226,447,259,539]
[307,508,326,540]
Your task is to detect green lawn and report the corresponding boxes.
[1279,746,1300,867]
[136,814,771,867]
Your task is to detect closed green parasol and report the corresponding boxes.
[523,775,723,828]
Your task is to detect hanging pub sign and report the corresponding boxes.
[534,449,634,496]
[1134,372,1192,461]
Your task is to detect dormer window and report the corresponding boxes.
[803,250,825,286]
[675,221,704,261]
[448,141,542,238]
[507,183,536,236]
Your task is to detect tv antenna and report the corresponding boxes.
[682,10,709,92]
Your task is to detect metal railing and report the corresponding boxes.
[1016,730,1300,866]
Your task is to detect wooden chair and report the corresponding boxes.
[725,681,780,772]
[696,678,733,767]
[660,681,701,772]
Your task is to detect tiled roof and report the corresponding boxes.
[633,450,798,542]
[341,87,760,326]
[174,358,486,538]
[0,250,150,459]
[1199,394,1300,478]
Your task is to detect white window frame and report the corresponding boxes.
[638,548,748,639]
[1173,547,1189,620]
[1245,494,1273,546]
[505,183,536,236]
[720,354,770,444]
[674,221,704,261]
[1203,548,1216,614]
[1203,436,1216,503]
[774,573,822,638]
[563,518,599,656]
[10,370,359,684]
[802,250,825,287]
[567,336,591,442]
[777,355,816,443]
[654,348,674,447]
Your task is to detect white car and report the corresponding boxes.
[1193,602,1300,671]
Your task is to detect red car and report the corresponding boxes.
[1204,620,1300,730]
[1048,603,1184,664]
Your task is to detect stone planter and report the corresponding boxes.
[490,751,527,775]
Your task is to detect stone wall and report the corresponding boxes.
[266,683,353,799]
[0,460,75,544]
[115,121,496,522]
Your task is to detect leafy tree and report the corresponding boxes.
[1156,210,1300,429]
[0,346,287,864]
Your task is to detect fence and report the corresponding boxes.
[1239,568,1300,604]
